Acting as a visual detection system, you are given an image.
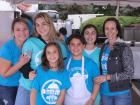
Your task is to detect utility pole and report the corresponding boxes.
[116,0,120,20]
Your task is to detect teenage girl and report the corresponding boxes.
[81,24,101,105]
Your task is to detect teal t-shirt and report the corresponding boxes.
[83,47,100,68]
[32,65,70,105]
[0,39,21,86]
[83,47,101,105]
[19,37,68,90]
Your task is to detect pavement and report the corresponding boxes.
[132,79,140,105]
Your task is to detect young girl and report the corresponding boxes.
[64,34,100,105]
[30,42,70,105]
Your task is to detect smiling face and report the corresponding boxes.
[13,22,29,43]
[35,17,50,38]
[69,38,85,59]
[104,21,118,44]
[46,45,59,65]
[84,27,97,45]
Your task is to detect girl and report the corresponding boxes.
[64,34,100,105]
[81,24,101,105]
[81,24,100,68]
[15,12,67,105]
[95,17,134,105]
[0,18,30,105]
[30,42,70,105]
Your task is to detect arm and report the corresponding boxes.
[56,90,66,105]
[19,60,34,79]
[0,54,30,78]
[85,81,100,105]
[29,71,36,80]
[30,89,37,105]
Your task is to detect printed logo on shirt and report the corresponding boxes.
[101,52,109,75]
[41,79,62,104]
[69,67,88,79]
[35,50,43,67]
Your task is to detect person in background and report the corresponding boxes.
[95,17,134,105]
[15,12,67,105]
[81,24,101,105]
[59,27,68,43]
[64,34,100,105]
[0,18,30,105]
[30,42,70,105]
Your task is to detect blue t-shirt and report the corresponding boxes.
[83,47,101,105]
[19,37,45,90]
[32,66,70,105]
[0,39,21,86]
[65,56,99,93]
[19,37,68,90]
[101,45,129,96]
[83,47,100,68]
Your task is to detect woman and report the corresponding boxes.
[0,18,30,105]
[15,12,67,105]
[95,17,134,105]
[81,24,101,105]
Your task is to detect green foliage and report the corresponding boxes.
[39,4,140,20]
[81,16,140,34]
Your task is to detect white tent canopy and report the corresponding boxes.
[5,0,140,7]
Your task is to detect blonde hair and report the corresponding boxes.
[34,12,58,41]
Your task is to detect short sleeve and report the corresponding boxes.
[61,70,71,90]
[22,39,33,55]
[32,75,40,92]
[0,45,12,61]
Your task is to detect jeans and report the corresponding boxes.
[15,86,30,105]
[0,85,17,105]
[101,91,132,105]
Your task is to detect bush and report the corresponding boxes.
[81,16,140,35]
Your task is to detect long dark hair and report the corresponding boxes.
[41,42,64,71]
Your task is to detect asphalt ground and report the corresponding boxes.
[132,79,140,105]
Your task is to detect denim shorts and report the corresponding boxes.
[0,85,18,105]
